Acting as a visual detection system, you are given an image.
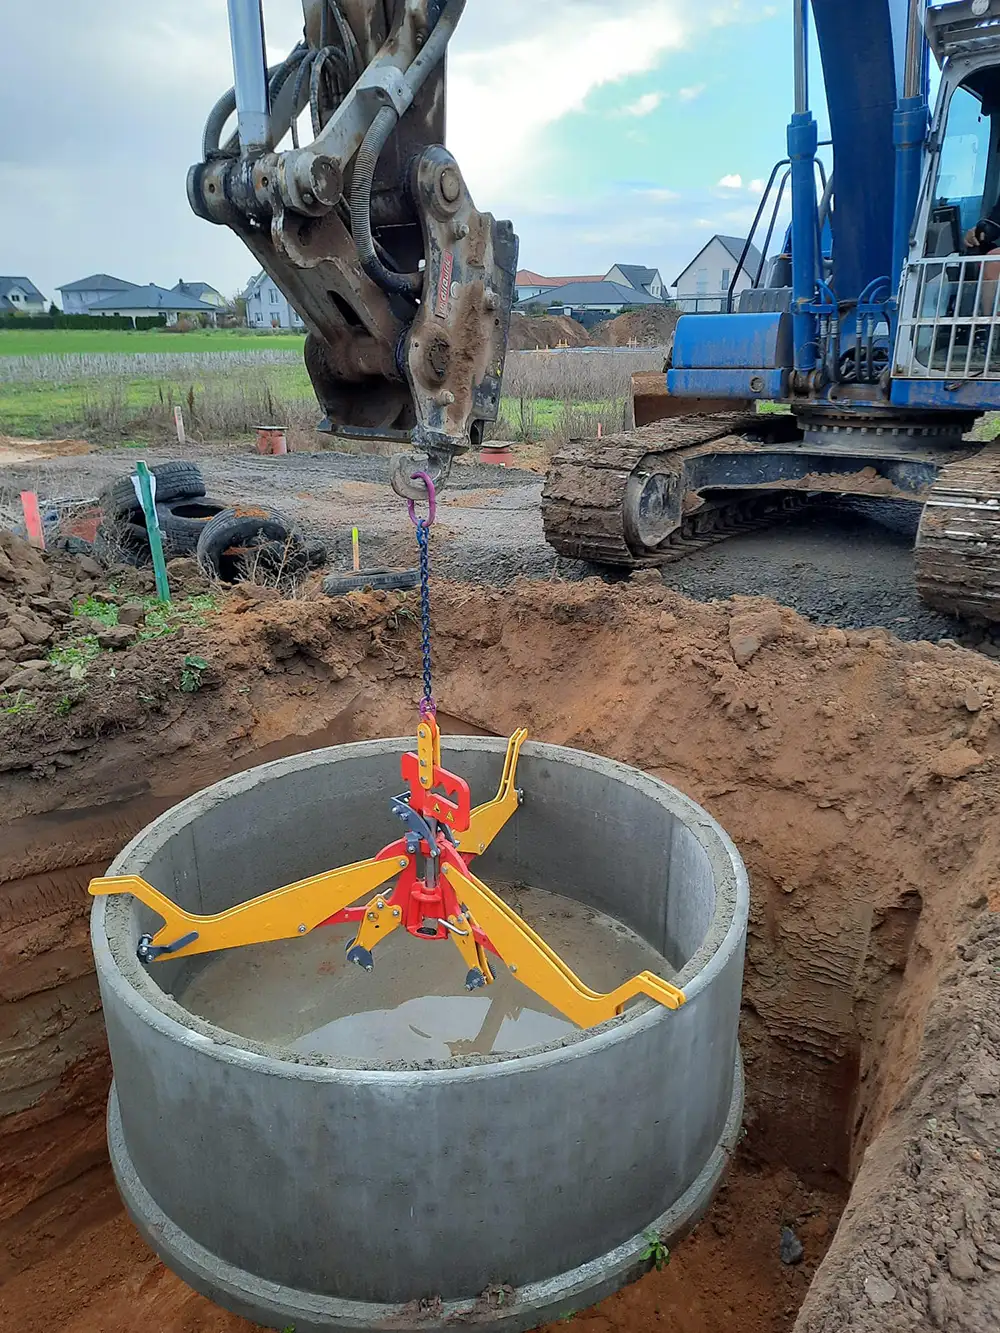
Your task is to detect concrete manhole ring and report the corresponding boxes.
[92,737,749,1333]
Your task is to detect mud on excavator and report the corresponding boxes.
[193,0,1000,621]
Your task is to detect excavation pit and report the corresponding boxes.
[91,739,749,1333]
[4,579,1000,1333]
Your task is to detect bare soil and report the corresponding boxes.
[593,307,680,347]
[508,313,593,351]
[1,571,999,1331]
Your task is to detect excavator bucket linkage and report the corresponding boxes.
[89,719,685,1029]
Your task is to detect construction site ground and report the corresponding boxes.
[0,437,994,650]
[2,439,999,1333]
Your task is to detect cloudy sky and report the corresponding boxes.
[0,1,811,304]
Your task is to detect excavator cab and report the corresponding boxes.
[897,60,1000,380]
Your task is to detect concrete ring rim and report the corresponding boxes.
[93,737,748,1079]
[107,1054,745,1332]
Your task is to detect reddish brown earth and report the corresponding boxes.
[593,307,680,347]
[508,313,592,350]
[2,570,1000,1331]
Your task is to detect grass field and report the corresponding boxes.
[0,364,315,437]
[0,331,664,447]
[0,328,306,357]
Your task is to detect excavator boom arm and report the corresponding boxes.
[192,0,518,499]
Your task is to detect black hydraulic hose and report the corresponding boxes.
[203,47,308,157]
[203,88,238,158]
[349,0,469,298]
[351,106,421,296]
[325,0,362,81]
[290,49,316,149]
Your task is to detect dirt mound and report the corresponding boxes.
[2,578,1000,1331]
[508,312,592,351]
[594,306,680,346]
[0,435,92,461]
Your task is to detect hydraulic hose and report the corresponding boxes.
[351,106,422,296]
[350,0,469,299]
[203,47,308,158]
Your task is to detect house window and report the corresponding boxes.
[720,269,731,291]
[269,288,278,304]
[10,293,20,302]
[696,268,709,296]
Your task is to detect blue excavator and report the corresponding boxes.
[193,0,1000,620]
[543,0,1000,622]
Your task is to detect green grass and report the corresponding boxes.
[46,593,220,683]
[0,328,306,356]
[137,594,218,641]
[0,364,314,436]
[1,690,36,716]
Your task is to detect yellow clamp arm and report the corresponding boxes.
[442,862,685,1029]
[455,729,528,857]
[88,855,404,963]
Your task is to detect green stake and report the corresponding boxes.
[133,462,171,604]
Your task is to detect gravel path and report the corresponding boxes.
[1,444,994,651]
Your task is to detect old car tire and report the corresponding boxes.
[322,568,419,596]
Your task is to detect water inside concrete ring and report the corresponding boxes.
[91,737,749,1332]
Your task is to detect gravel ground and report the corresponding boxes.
[2,444,995,652]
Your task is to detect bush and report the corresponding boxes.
[0,313,167,331]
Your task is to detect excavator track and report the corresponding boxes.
[542,413,798,567]
[915,443,1000,623]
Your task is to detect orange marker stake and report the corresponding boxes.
[20,491,45,550]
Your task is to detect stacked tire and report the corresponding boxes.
[195,505,326,583]
[96,464,327,584]
[96,464,227,567]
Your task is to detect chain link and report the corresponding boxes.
[416,518,435,717]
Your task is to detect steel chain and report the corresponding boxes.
[416,518,435,717]
[407,472,437,719]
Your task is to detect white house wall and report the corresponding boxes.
[247,275,305,329]
[675,238,754,314]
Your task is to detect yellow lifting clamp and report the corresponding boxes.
[89,721,685,1028]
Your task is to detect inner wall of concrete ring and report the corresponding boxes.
[92,738,749,1312]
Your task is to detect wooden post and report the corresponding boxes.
[133,463,171,604]
[174,406,186,445]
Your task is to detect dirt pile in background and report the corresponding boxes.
[508,312,593,350]
[594,306,680,346]
[1,578,999,1331]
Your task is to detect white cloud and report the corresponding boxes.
[718,174,743,189]
[678,84,707,102]
[749,178,766,194]
[447,1,740,196]
[621,92,664,118]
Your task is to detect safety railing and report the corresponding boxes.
[895,254,1000,380]
[676,295,729,314]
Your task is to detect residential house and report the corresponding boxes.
[605,264,665,300]
[245,271,305,329]
[515,264,665,305]
[0,276,47,315]
[58,273,138,314]
[518,280,665,321]
[86,284,220,325]
[514,270,603,303]
[173,280,226,309]
[674,236,764,314]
